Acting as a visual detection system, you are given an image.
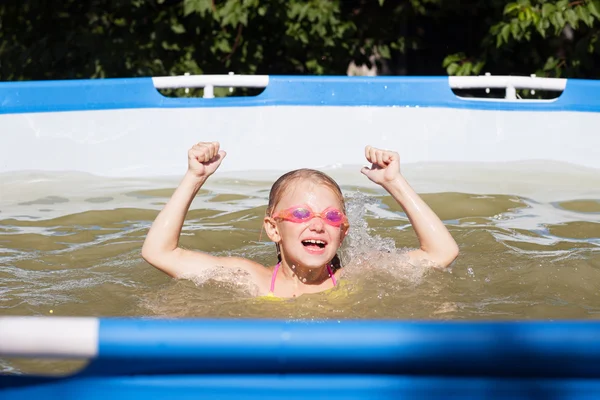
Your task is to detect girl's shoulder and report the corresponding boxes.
[223,256,274,289]
[224,256,271,275]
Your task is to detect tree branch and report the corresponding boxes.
[223,23,243,62]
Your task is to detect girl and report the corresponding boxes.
[142,142,459,298]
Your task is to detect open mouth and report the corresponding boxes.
[301,239,327,250]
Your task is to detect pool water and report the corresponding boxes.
[1,160,600,374]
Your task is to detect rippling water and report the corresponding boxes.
[1,161,600,374]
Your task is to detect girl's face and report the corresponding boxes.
[265,179,348,269]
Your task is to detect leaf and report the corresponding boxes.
[171,23,186,34]
[183,0,213,17]
[504,3,521,15]
[378,44,391,58]
[239,12,248,26]
[555,11,566,30]
[510,19,520,39]
[298,31,308,44]
[501,23,511,44]
[215,38,231,52]
[536,19,546,37]
[462,61,473,76]
[589,0,600,20]
[541,3,555,18]
[220,0,244,27]
[447,63,459,75]
[442,53,464,67]
[290,2,311,20]
[520,13,532,29]
[589,34,598,53]
[390,37,406,52]
[543,56,559,70]
[378,0,385,6]
[549,12,560,30]
[472,60,486,75]
[531,9,541,25]
[490,22,503,35]
[565,9,578,28]
[161,41,181,51]
[306,59,324,74]
[556,0,568,11]
[576,6,593,27]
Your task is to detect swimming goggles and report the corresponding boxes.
[272,204,348,228]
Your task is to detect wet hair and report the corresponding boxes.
[267,169,346,271]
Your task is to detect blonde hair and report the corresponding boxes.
[267,169,347,270]
[267,169,346,217]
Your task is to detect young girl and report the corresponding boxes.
[142,142,459,298]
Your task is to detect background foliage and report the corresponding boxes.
[1,0,599,81]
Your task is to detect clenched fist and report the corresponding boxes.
[187,141,227,178]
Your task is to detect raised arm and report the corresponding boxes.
[360,145,459,269]
[141,142,254,278]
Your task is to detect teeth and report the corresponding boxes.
[304,239,326,245]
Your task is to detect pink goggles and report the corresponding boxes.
[272,204,348,228]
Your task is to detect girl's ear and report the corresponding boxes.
[263,217,281,243]
[340,223,350,244]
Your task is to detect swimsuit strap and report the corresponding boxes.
[326,263,337,286]
[270,262,281,293]
[269,262,337,294]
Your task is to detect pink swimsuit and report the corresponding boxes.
[269,262,337,295]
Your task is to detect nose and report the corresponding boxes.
[308,216,325,232]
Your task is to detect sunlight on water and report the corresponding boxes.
[1,161,600,374]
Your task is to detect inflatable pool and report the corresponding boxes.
[1,74,599,176]
[3,317,600,398]
[1,74,600,399]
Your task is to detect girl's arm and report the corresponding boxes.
[361,145,459,269]
[141,142,257,278]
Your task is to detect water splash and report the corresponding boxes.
[340,191,430,285]
[182,265,260,298]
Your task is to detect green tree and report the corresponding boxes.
[0,0,420,80]
[443,0,600,78]
[1,0,599,85]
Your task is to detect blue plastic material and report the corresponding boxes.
[3,319,600,398]
[4,375,600,400]
[2,76,600,114]
[84,319,600,377]
[0,318,600,400]
[3,73,600,399]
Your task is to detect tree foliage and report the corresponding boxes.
[1,0,599,83]
[443,0,600,78]
[0,0,420,80]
